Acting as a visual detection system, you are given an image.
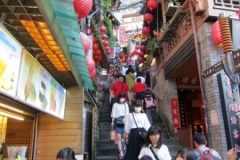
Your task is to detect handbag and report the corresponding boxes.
[109,129,115,141]
[132,113,147,139]
[150,146,160,160]
[115,103,126,127]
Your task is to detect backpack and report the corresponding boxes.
[195,148,219,160]
[145,96,155,108]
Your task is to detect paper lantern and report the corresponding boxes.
[95,49,101,56]
[138,51,144,57]
[147,0,157,11]
[212,21,222,45]
[73,0,93,19]
[86,56,95,72]
[138,57,144,63]
[105,46,110,51]
[106,49,111,55]
[101,34,108,40]
[90,69,96,79]
[144,13,153,23]
[130,50,138,57]
[93,36,97,43]
[142,27,150,35]
[99,26,107,33]
[103,41,109,46]
[80,32,90,54]
[93,43,99,51]
[97,55,103,61]
[140,45,146,52]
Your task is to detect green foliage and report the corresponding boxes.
[146,36,156,55]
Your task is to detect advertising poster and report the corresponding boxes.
[0,26,22,98]
[16,50,66,119]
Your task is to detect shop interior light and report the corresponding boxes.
[0,110,24,121]
[0,103,24,114]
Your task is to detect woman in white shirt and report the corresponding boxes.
[111,92,130,159]
[124,100,151,160]
[138,125,172,160]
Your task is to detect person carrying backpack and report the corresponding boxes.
[193,133,222,160]
[143,89,159,125]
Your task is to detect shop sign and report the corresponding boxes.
[230,19,240,51]
[132,34,147,43]
[233,49,240,72]
[0,26,22,98]
[170,98,181,129]
[176,77,200,86]
[217,73,240,153]
[108,47,115,59]
[201,61,223,78]
[118,26,126,46]
[16,50,66,119]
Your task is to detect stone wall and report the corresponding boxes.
[153,68,178,136]
[197,22,227,159]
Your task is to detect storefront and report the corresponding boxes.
[0,23,66,159]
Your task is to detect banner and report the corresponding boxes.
[170,98,181,129]
[16,50,66,119]
[118,26,126,45]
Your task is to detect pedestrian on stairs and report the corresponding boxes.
[124,100,151,160]
[56,147,77,160]
[111,92,130,159]
[176,148,197,160]
[138,125,172,160]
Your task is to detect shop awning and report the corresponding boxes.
[36,0,95,90]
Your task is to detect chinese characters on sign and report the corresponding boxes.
[179,99,186,127]
[118,26,125,46]
[201,61,223,78]
[233,49,240,72]
[171,98,181,129]
[176,77,200,86]
[217,73,240,152]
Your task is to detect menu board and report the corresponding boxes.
[0,26,22,98]
[16,50,66,119]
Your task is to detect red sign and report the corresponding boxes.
[171,98,181,129]
[118,26,125,45]
[176,77,200,86]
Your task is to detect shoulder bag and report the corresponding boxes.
[115,103,126,127]
[132,113,147,139]
[149,146,160,160]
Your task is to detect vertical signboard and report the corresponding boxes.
[171,98,181,129]
[217,73,240,156]
[231,19,240,51]
[16,50,66,119]
[0,26,22,98]
[118,26,125,46]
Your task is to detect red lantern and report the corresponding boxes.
[106,49,111,55]
[105,46,110,51]
[73,0,93,19]
[80,32,90,54]
[93,36,97,43]
[95,49,101,56]
[130,50,138,57]
[103,41,109,46]
[135,45,140,50]
[86,56,95,72]
[90,69,96,79]
[147,0,157,11]
[140,45,146,52]
[101,34,108,40]
[97,55,103,61]
[212,21,222,45]
[138,51,144,57]
[142,27,150,35]
[93,43,99,51]
[99,26,107,33]
[144,13,153,23]
[138,57,144,63]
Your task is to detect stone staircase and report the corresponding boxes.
[96,91,182,160]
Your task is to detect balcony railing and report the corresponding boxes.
[212,0,240,10]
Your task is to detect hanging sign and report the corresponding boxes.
[0,26,22,98]
[170,98,181,129]
[132,34,147,43]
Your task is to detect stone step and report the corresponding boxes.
[96,156,118,160]
[99,122,166,129]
